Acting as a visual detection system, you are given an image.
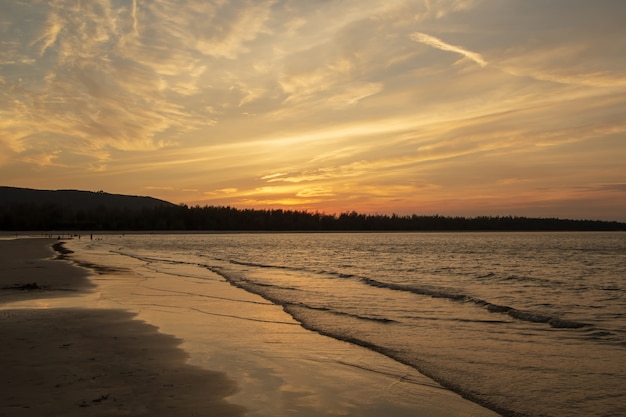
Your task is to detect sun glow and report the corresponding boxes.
[1,1,625,220]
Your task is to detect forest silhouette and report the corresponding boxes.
[2,202,624,231]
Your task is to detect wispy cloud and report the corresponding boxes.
[1,0,218,165]
[410,32,487,67]
[496,44,626,87]
[296,187,335,198]
[414,0,482,21]
[194,1,275,59]
[2,1,625,220]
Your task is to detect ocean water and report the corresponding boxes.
[75,232,626,417]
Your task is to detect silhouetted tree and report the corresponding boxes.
[1,201,624,231]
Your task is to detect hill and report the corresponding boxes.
[0,186,175,211]
[0,186,176,230]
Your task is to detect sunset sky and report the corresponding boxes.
[1,1,625,221]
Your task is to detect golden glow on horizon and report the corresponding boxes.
[1,1,625,220]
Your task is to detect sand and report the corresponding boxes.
[0,236,500,417]
[0,238,245,417]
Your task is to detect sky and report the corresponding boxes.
[1,0,625,221]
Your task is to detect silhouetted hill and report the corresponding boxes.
[0,186,175,211]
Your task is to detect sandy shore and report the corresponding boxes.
[0,238,245,417]
[1,236,500,417]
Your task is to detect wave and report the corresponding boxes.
[230,259,290,270]
[360,277,589,329]
[230,259,358,281]
[219,257,591,330]
[139,284,272,306]
[401,315,510,325]
[189,306,299,325]
[295,303,398,324]
[602,286,625,292]
[207,267,397,325]
[283,304,520,417]
[116,249,590,330]
[475,271,565,287]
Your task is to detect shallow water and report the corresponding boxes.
[72,232,626,417]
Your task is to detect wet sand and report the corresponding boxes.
[0,238,245,417]
[0,237,499,417]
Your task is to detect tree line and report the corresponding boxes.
[1,202,625,231]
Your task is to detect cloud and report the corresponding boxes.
[296,187,335,198]
[145,186,175,191]
[495,44,626,87]
[2,1,625,221]
[0,0,215,166]
[600,183,626,192]
[31,7,62,55]
[194,1,275,59]
[410,32,487,67]
[261,173,288,181]
[18,150,63,167]
[414,0,482,21]
[326,82,384,108]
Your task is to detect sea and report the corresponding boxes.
[68,232,625,417]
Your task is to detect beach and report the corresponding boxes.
[0,236,499,417]
[0,238,244,417]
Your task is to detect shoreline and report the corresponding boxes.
[0,237,245,416]
[1,236,500,417]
